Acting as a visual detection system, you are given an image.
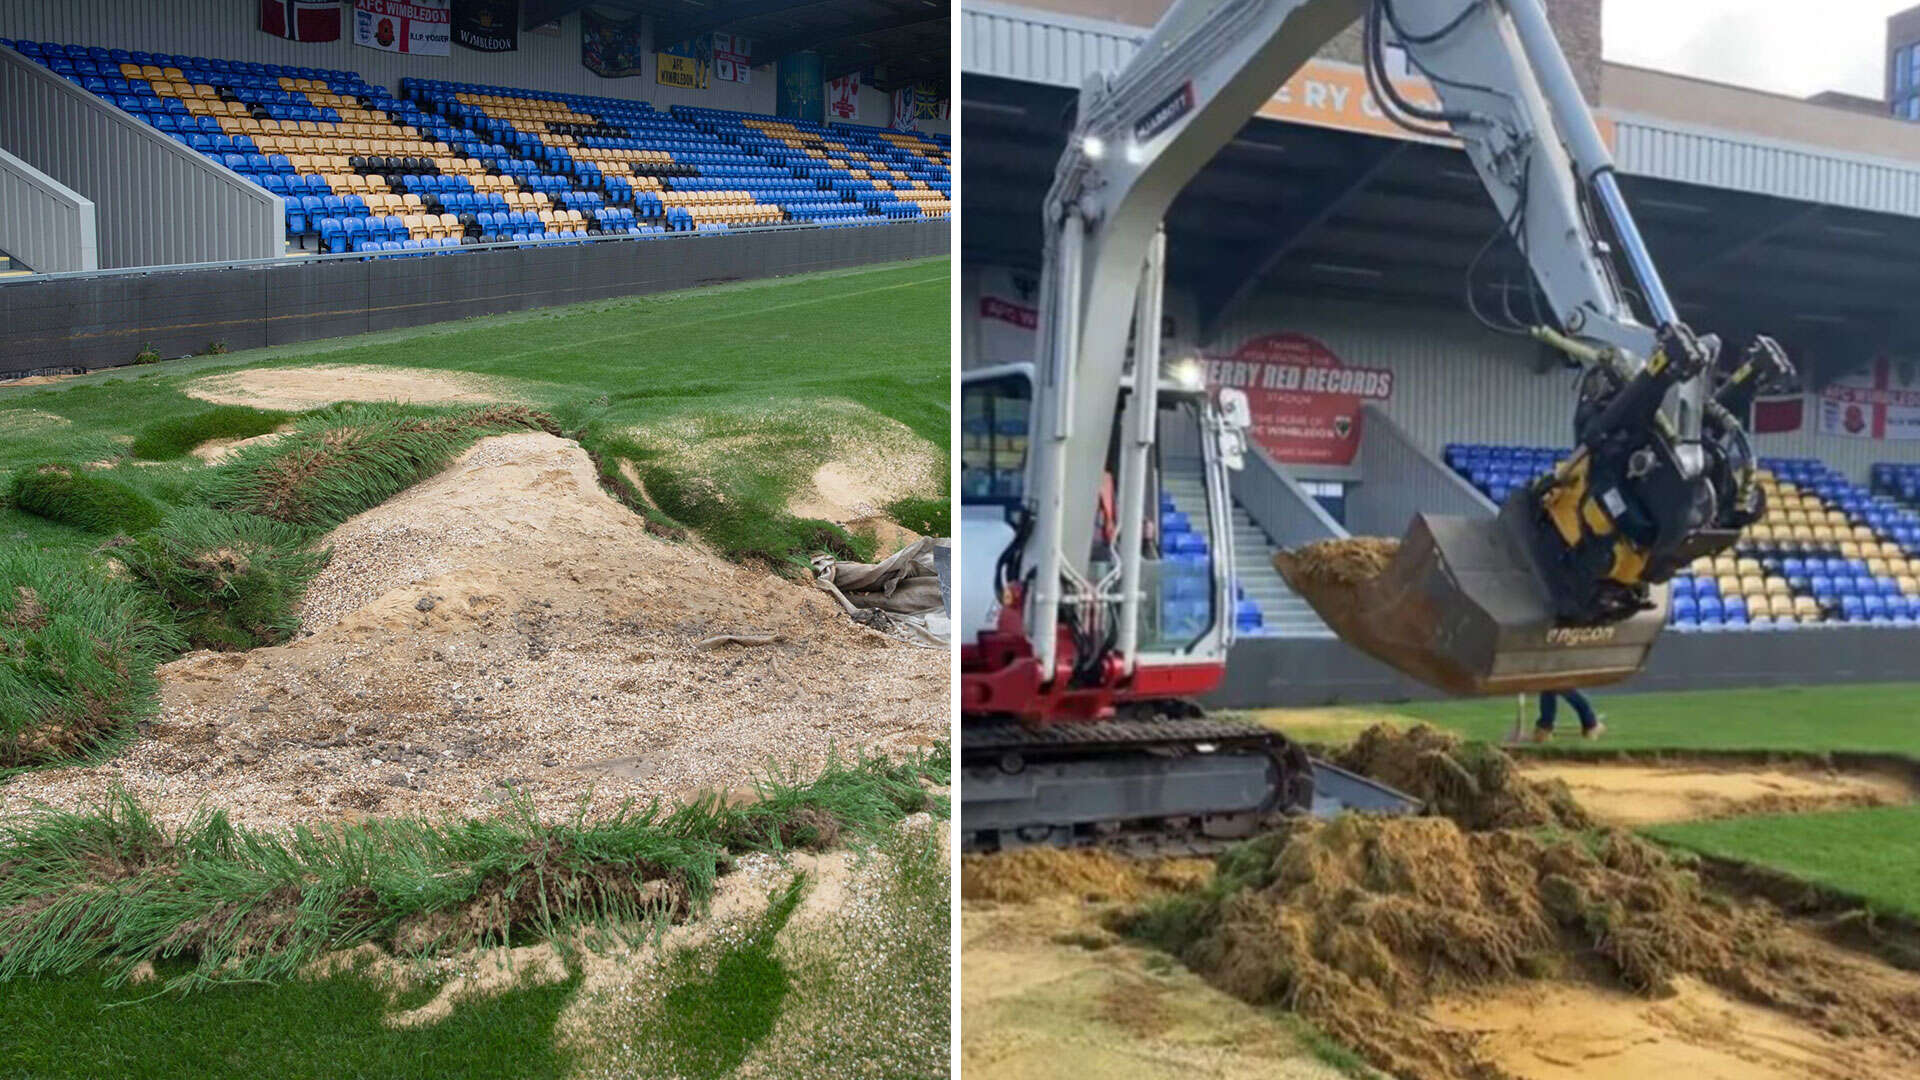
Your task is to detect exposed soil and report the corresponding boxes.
[0,409,72,431]
[0,433,947,828]
[963,890,1348,1080]
[191,429,290,464]
[1429,973,1920,1079]
[184,364,517,410]
[966,728,1920,1080]
[1519,760,1917,826]
[961,849,1213,905]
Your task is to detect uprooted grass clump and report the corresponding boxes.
[642,465,875,570]
[1115,724,1920,1080]
[1128,814,1920,1080]
[883,495,950,539]
[203,402,558,529]
[0,748,947,995]
[118,508,330,651]
[0,551,182,769]
[129,405,295,461]
[1335,722,1590,831]
[5,463,165,535]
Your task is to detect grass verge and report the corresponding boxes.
[0,552,181,769]
[204,403,556,529]
[1644,804,1920,921]
[0,748,947,994]
[1271,682,1920,758]
[119,508,329,651]
[128,405,294,461]
[6,465,164,535]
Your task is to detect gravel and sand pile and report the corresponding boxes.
[0,432,947,828]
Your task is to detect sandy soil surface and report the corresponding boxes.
[0,409,71,430]
[0,432,947,828]
[1,373,85,389]
[1428,972,1920,1079]
[184,364,517,410]
[191,429,290,464]
[1519,760,1916,826]
[963,898,1348,1080]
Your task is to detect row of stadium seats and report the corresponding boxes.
[1445,445,1920,630]
[4,39,949,256]
[1157,492,1269,637]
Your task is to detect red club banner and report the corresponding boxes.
[1204,333,1393,465]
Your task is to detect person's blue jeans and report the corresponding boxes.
[1537,690,1597,733]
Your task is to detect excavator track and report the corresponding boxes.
[960,715,1318,855]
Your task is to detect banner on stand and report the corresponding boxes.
[354,0,451,55]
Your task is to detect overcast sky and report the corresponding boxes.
[1604,0,1910,99]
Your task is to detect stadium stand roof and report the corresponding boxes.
[525,0,948,88]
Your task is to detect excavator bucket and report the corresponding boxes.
[1274,507,1667,697]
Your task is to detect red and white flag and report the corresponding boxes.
[1818,355,1920,440]
[355,0,452,55]
[260,0,342,42]
[826,74,860,121]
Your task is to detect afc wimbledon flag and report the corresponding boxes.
[355,0,452,55]
[454,0,518,52]
[261,0,342,42]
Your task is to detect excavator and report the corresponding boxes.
[960,0,1797,850]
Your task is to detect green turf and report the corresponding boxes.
[128,405,294,461]
[650,876,806,1078]
[1328,682,1920,757]
[0,964,579,1080]
[1644,805,1920,920]
[2,257,949,566]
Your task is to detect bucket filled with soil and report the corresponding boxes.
[1274,523,1665,696]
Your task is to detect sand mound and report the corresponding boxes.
[964,897,1350,1080]
[185,365,515,410]
[1335,723,1591,830]
[1176,813,1920,1080]
[0,432,947,828]
[961,850,1211,905]
[1521,760,1917,826]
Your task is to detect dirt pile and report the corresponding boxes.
[1273,537,1481,693]
[1335,723,1590,830]
[1521,759,1917,826]
[961,849,1211,905]
[184,364,519,410]
[0,432,947,828]
[1177,813,1920,1080]
[1277,537,1400,587]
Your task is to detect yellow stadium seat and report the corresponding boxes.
[1793,596,1820,619]
[1812,524,1837,543]
[1870,557,1892,576]
[1841,540,1863,558]
[1739,574,1765,595]
[1764,576,1789,597]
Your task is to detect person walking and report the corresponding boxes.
[1534,688,1605,741]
